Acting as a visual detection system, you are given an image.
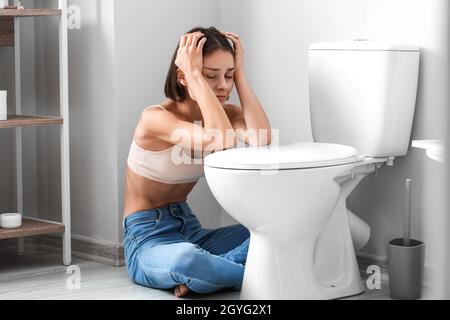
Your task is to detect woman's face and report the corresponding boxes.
[201,49,235,105]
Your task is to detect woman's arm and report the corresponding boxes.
[224,32,272,146]
[176,32,236,150]
[186,70,236,146]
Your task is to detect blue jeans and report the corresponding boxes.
[123,201,250,294]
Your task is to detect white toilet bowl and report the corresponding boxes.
[204,142,386,299]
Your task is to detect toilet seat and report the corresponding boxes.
[204,142,359,170]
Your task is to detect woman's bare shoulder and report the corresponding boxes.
[134,105,179,148]
[133,103,173,138]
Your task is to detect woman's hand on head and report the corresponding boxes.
[223,32,245,77]
[175,32,207,79]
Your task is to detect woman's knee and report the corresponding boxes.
[138,242,201,274]
[170,242,207,274]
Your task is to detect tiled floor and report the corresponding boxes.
[0,241,390,300]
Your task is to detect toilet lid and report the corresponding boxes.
[204,142,358,170]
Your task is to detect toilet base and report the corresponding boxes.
[239,197,365,300]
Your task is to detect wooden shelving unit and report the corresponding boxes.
[0,1,71,266]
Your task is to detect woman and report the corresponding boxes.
[123,26,271,298]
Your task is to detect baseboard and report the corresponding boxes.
[356,251,388,265]
[37,234,125,267]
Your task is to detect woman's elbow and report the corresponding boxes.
[204,129,237,151]
[262,136,272,147]
[251,128,272,147]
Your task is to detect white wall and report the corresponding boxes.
[221,0,449,298]
[63,0,118,243]
[445,24,450,297]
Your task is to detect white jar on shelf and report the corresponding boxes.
[0,213,22,229]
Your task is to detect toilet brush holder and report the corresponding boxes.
[387,238,425,299]
[387,178,425,299]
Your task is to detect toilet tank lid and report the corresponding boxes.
[204,142,358,170]
[309,40,419,52]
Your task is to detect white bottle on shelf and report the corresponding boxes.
[0,0,7,9]
[0,90,7,121]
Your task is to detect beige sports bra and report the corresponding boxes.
[127,105,205,184]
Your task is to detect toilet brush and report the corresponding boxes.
[404,179,412,246]
[387,177,425,299]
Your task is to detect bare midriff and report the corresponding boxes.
[123,167,197,219]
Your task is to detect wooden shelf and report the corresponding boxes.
[0,115,63,128]
[0,9,61,17]
[0,217,65,240]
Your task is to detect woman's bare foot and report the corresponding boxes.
[174,284,189,298]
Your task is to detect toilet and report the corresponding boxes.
[204,41,420,299]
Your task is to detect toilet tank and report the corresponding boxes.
[309,40,420,157]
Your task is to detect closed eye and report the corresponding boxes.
[206,75,234,80]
